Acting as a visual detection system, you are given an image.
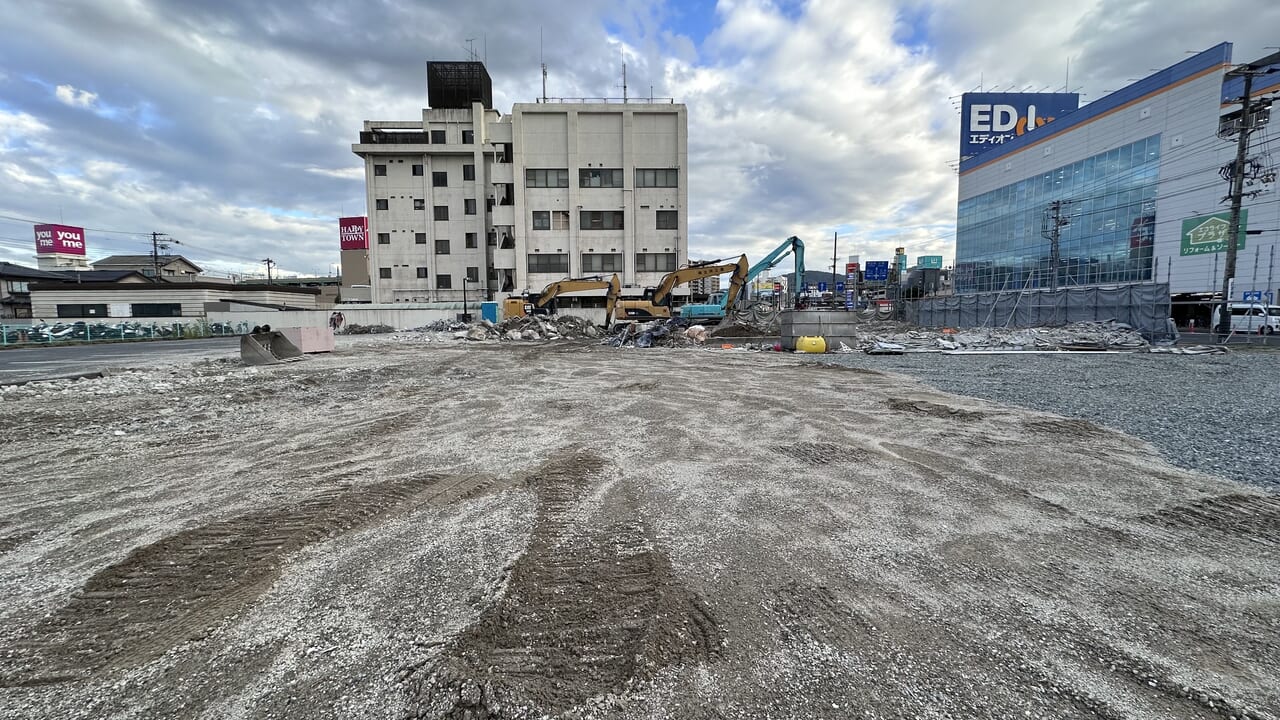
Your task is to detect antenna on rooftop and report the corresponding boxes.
[540,28,548,101]
[464,38,477,61]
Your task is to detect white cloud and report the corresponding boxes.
[0,109,49,150]
[54,83,98,108]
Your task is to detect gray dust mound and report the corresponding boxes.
[885,397,985,420]
[403,450,722,719]
[3,473,502,685]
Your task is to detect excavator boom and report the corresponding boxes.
[504,273,620,327]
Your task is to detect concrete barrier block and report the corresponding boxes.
[279,326,335,353]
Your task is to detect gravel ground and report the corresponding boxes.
[1,340,1277,719]
[813,348,1280,490]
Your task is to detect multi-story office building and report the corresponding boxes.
[352,62,688,304]
[955,43,1279,303]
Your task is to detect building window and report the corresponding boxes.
[415,233,427,244]
[412,164,423,176]
[434,205,449,220]
[527,253,570,274]
[532,211,551,230]
[377,233,391,244]
[464,198,477,215]
[656,210,678,229]
[431,129,446,144]
[636,168,679,187]
[466,266,480,282]
[437,273,452,289]
[582,253,624,272]
[466,232,478,248]
[432,171,448,187]
[374,164,387,176]
[525,168,569,188]
[417,267,429,278]
[579,168,623,188]
[414,198,426,210]
[580,210,624,230]
[636,253,677,272]
[375,198,388,210]
[500,233,515,249]
[379,267,392,279]
[552,210,570,229]
[4,280,30,293]
[56,303,109,318]
[435,238,450,254]
[463,164,475,181]
[130,303,182,317]
[462,130,474,144]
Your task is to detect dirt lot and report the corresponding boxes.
[0,338,1277,719]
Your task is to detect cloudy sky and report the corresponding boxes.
[0,0,1276,278]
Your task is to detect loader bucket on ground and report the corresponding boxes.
[240,332,306,365]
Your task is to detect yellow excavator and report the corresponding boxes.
[502,273,621,327]
[615,255,749,322]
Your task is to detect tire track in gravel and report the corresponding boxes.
[1,472,508,686]
[403,449,723,720]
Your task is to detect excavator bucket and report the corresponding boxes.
[239,331,306,365]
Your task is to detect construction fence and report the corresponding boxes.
[0,320,251,347]
[905,283,1172,336]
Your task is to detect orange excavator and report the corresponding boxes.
[502,273,621,328]
[614,255,749,322]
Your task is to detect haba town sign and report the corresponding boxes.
[1180,210,1247,256]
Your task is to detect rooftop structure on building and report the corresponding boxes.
[352,60,688,304]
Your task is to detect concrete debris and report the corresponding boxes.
[850,321,1152,353]
[685,325,709,343]
[336,323,395,335]
[1147,344,1229,355]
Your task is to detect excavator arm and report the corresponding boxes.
[650,255,749,308]
[526,273,620,327]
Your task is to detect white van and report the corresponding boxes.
[1225,303,1280,335]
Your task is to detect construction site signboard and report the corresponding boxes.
[1180,210,1246,256]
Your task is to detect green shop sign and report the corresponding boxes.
[1180,210,1247,256]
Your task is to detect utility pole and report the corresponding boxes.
[261,258,276,284]
[1041,200,1071,292]
[832,231,838,303]
[1216,51,1279,333]
[150,232,171,281]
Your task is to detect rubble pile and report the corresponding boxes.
[606,319,712,349]
[337,323,394,335]
[840,320,1154,353]
[446,314,605,342]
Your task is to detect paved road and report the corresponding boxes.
[0,337,241,383]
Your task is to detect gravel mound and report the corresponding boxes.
[815,349,1280,490]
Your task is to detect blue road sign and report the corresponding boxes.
[835,282,845,293]
[865,261,889,282]
[1243,291,1262,302]
[818,281,828,292]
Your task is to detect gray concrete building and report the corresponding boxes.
[352,62,688,304]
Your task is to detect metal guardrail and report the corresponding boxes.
[0,320,252,347]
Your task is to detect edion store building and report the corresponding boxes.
[955,43,1280,314]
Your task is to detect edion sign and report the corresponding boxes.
[339,216,368,250]
[960,93,1079,159]
[34,223,87,256]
